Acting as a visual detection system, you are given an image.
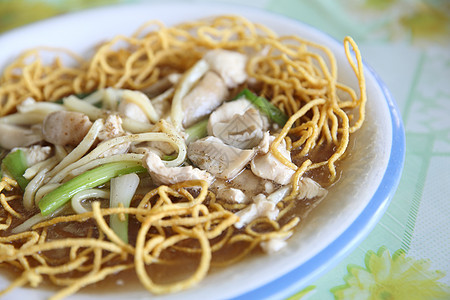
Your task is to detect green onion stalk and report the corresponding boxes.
[39,161,146,216]
[2,149,29,190]
[235,88,289,126]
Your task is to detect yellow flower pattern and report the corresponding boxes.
[331,247,450,300]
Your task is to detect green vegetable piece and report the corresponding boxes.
[2,150,29,190]
[54,91,96,104]
[110,212,129,244]
[39,161,146,216]
[110,173,139,244]
[162,154,178,161]
[185,118,209,144]
[235,89,289,126]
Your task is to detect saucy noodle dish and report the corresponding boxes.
[0,15,366,298]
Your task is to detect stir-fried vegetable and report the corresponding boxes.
[185,118,209,144]
[2,149,29,190]
[162,154,178,161]
[54,91,96,104]
[39,161,146,216]
[110,173,140,243]
[235,89,289,126]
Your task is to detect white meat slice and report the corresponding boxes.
[141,73,180,97]
[207,99,253,133]
[187,136,255,180]
[260,236,291,254]
[12,145,52,166]
[208,99,268,149]
[0,124,42,149]
[256,132,271,154]
[98,115,125,141]
[251,136,295,185]
[98,115,130,158]
[264,181,276,194]
[118,100,148,123]
[215,186,248,204]
[234,194,279,229]
[42,111,92,147]
[297,177,327,200]
[143,151,213,185]
[182,71,228,128]
[266,185,291,204]
[204,49,247,88]
[214,108,265,149]
[210,169,269,202]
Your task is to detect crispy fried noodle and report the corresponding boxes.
[0,15,366,298]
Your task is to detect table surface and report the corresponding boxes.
[1,0,449,299]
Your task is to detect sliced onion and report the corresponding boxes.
[109,173,140,243]
[71,189,110,214]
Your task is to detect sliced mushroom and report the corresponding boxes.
[0,124,42,149]
[42,111,92,147]
[250,135,295,185]
[207,99,268,149]
[182,71,229,128]
[204,49,247,88]
[187,136,255,180]
[143,151,213,186]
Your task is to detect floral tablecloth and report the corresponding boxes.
[1,0,449,299]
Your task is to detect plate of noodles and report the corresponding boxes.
[0,2,405,300]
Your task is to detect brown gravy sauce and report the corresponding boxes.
[0,133,356,295]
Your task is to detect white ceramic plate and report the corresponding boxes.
[0,2,405,300]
